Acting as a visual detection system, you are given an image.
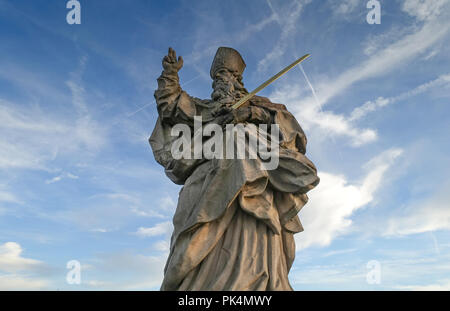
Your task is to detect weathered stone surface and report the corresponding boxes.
[149,47,319,291]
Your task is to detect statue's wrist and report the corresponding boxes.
[162,67,179,76]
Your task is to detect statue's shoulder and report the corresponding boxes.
[185,93,205,104]
[187,94,212,108]
[250,95,288,111]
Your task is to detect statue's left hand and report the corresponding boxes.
[162,47,183,73]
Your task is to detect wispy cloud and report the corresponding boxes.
[185,2,279,80]
[66,55,89,116]
[0,99,107,170]
[0,187,21,205]
[52,192,167,232]
[152,240,170,252]
[292,247,450,290]
[83,251,167,290]
[0,242,51,290]
[395,280,450,291]
[385,181,450,236]
[309,23,448,108]
[0,274,49,290]
[297,149,403,250]
[328,0,361,20]
[291,263,365,287]
[268,2,450,146]
[323,248,358,257]
[135,221,173,238]
[402,0,449,21]
[0,242,43,273]
[45,172,79,184]
[0,54,108,172]
[313,1,450,107]
[350,74,450,121]
[270,81,378,146]
[258,0,311,72]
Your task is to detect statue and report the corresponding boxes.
[149,47,320,290]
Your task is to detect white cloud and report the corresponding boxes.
[350,74,450,121]
[402,0,449,21]
[291,250,450,290]
[65,55,89,116]
[0,274,49,290]
[127,194,170,218]
[235,13,278,43]
[86,280,111,287]
[396,280,450,291]
[423,48,440,60]
[158,195,177,212]
[330,0,360,17]
[38,189,172,232]
[291,264,365,286]
[362,26,412,57]
[296,149,403,250]
[135,221,173,238]
[378,253,450,289]
[323,248,358,257]
[0,99,107,171]
[0,54,108,172]
[0,60,68,104]
[45,176,62,184]
[272,4,450,146]
[0,188,21,204]
[258,0,311,72]
[184,1,279,81]
[53,192,166,231]
[85,251,167,290]
[385,182,450,236]
[45,172,79,184]
[269,4,449,145]
[270,82,378,146]
[0,242,43,273]
[305,106,378,146]
[0,242,50,290]
[311,19,449,107]
[153,240,170,252]
[349,97,390,121]
[129,194,176,218]
[91,228,109,233]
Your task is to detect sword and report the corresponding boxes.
[232,53,311,110]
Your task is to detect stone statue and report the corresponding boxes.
[149,47,320,290]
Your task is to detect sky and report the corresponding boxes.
[0,0,449,290]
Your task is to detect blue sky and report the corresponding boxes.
[0,0,449,290]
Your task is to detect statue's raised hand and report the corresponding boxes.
[162,47,183,73]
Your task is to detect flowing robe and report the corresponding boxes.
[150,69,319,290]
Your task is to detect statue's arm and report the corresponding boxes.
[154,47,196,125]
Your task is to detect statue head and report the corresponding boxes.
[210,47,248,104]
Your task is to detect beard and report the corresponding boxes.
[211,79,247,105]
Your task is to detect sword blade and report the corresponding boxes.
[232,53,311,110]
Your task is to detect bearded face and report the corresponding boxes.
[211,68,247,105]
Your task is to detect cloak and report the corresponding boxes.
[150,92,319,290]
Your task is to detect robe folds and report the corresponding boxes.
[150,72,319,290]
